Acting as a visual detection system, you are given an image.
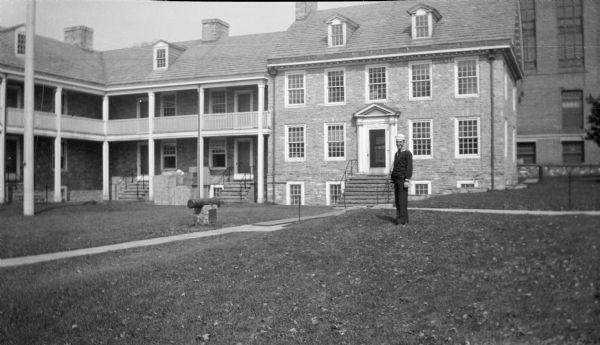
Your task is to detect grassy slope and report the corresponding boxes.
[1,209,599,345]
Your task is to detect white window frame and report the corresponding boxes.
[161,141,177,171]
[408,119,433,159]
[209,185,224,198]
[408,61,432,101]
[455,57,479,98]
[365,64,388,103]
[328,19,346,47]
[285,71,306,107]
[455,117,480,159]
[209,89,227,114]
[326,181,344,205]
[324,68,346,105]
[15,29,26,56]
[285,124,306,162]
[457,180,479,189]
[324,123,346,161]
[411,10,432,39]
[410,181,431,196]
[286,181,305,206]
[160,93,177,117]
[209,138,227,169]
[153,42,168,70]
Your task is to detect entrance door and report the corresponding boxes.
[235,91,253,112]
[138,144,149,179]
[5,139,19,180]
[369,129,386,168]
[234,139,253,180]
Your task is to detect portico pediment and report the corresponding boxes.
[353,103,401,119]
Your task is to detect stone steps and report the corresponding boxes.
[118,182,149,201]
[337,175,394,206]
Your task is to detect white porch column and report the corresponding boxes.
[0,74,7,204]
[102,95,109,200]
[148,91,155,200]
[53,87,62,202]
[197,86,204,198]
[257,82,265,203]
[23,0,36,215]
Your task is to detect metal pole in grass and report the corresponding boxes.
[568,167,572,210]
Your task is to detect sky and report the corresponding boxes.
[0,0,372,51]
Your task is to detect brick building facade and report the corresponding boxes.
[517,0,600,165]
[1,1,528,206]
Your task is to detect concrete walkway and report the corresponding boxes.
[1,206,598,268]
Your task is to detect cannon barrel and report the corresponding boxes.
[187,198,223,209]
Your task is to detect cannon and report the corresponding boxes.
[187,198,223,226]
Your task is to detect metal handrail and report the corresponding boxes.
[339,159,358,208]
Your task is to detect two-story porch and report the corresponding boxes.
[0,75,271,204]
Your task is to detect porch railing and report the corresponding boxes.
[6,108,271,137]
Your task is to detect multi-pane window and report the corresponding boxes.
[520,0,537,70]
[367,66,387,101]
[562,141,584,164]
[286,73,305,106]
[326,70,345,104]
[557,0,584,68]
[288,183,303,205]
[16,32,26,55]
[414,183,429,195]
[330,23,344,46]
[161,94,176,116]
[415,14,429,38]
[286,125,305,160]
[211,91,226,113]
[411,120,432,157]
[458,181,477,189]
[155,48,166,69]
[326,124,345,159]
[162,142,177,170]
[410,62,431,99]
[456,118,479,157]
[456,59,478,96]
[562,90,583,129]
[327,182,343,205]
[517,142,536,164]
[209,139,226,168]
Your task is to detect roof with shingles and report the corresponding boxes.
[102,31,284,86]
[0,27,106,85]
[0,0,521,88]
[267,0,520,64]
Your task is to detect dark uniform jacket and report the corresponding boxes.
[391,150,413,183]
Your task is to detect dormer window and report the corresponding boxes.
[408,4,442,39]
[153,42,169,70]
[325,14,359,48]
[415,13,429,38]
[15,30,26,56]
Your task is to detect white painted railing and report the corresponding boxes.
[62,114,104,135]
[107,118,149,136]
[6,108,271,137]
[154,115,197,134]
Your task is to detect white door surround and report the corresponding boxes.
[353,104,401,175]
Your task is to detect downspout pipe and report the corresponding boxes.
[488,52,495,190]
[267,67,277,204]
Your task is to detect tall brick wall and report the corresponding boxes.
[517,0,600,164]
[269,54,518,205]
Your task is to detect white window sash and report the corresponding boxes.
[454,57,479,98]
[285,125,306,162]
[285,71,306,107]
[455,117,480,158]
[324,68,346,105]
[408,119,433,159]
[365,64,388,103]
[408,61,432,100]
[324,123,346,161]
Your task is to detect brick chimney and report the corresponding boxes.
[296,2,317,21]
[64,26,94,50]
[202,19,230,42]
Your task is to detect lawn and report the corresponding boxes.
[411,176,600,211]
[0,202,334,258]
[1,208,598,344]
